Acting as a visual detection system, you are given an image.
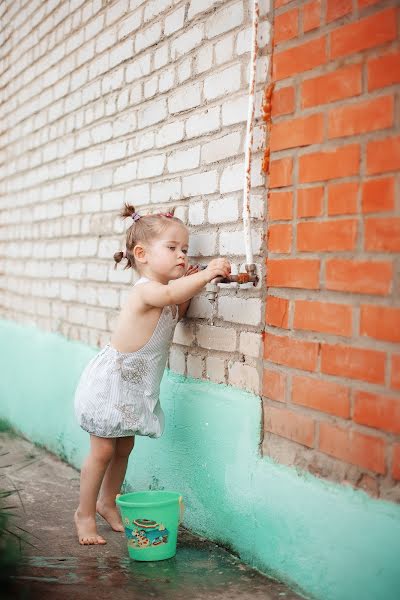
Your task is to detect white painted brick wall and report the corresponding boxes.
[0,0,271,396]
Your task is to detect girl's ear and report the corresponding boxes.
[133,244,146,264]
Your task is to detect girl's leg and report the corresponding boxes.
[96,436,135,532]
[74,435,115,545]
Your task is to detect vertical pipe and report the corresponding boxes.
[242,0,259,266]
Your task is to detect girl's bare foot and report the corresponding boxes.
[74,510,107,545]
[96,501,124,532]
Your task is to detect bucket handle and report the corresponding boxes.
[179,495,184,524]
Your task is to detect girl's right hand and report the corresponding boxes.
[203,258,231,282]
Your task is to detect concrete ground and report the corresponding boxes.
[0,432,306,600]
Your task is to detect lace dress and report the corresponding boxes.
[74,277,178,438]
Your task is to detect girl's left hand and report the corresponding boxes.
[185,264,199,276]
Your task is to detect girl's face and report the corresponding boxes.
[137,223,189,284]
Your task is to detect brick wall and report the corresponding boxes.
[264,0,400,500]
[0,0,271,394]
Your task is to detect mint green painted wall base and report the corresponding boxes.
[1,319,399,600]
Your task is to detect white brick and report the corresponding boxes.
[178,57,192,83]
[154,44,169,69]
[102,190,124,211]
[188,231,217,257]
[182,170,218,197]
[106,0,127,26]
[169,83,201,114]
[159,68,175,92]
[188,201,205,225]
[110,39,133,68]
[138,99,167,129]
[208,196,239,224]
[220,162,242,193]
[188,0,222,19]
[125,183,150,205]
[97,288,120,308]
[114,161,137,184]
[87,262,109,282]
[96,29,116,54]
[222,95,247,126]
[156,121,184,148]
[69,306,87,325]
[144,0,172,22]
[87,309,107,330]
[135,22,162,52]
[151,178,181,203]
[98,238,120,259]
[137,154,165,179]
[144,76,158,99]
[206,1,243,38]
[173,321,195,346]
[194,44,213,74]
[236,21,271,55]
[169,347,185,375]
[240,331,262,358]
[165,6,185,36]
[218,296,261,325]
[228,362,259,394]
[186,106,220,138]
[206,356,225,384]
[219,228,262,256]
[79,238,98,257]
[126,54,151,82]
[118,10,142,39]
[187,295,213,319]
[167,146,200,173]
[204,64,241,100]
[215,34,234,64]
[197,324,236,351]
[187,354,203,378]
[201,132,241,164]
[135,131,154,152]
[105,141,127,163]
[171,25,203,59]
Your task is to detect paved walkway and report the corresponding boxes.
[1,432,305,599]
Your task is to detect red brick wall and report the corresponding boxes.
[263,0,400,501]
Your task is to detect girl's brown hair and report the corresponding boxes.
[113,204,185,270]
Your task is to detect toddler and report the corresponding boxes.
[74,204,231,545]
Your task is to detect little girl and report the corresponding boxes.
[74,204,231,545]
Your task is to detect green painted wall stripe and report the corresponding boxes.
[1,319,399,600]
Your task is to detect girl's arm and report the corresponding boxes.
[136,258,231,308]
[177,264,199,320]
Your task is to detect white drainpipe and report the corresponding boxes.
[242,0,259,268]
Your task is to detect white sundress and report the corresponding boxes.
[74,276,178,438]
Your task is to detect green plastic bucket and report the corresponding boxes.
[116,491,184,561]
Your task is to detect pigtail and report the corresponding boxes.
[113,250,124,270]
[120,203,136,219]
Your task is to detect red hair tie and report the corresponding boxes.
[160,212,173,218]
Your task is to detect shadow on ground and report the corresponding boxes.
[0,432,305,599]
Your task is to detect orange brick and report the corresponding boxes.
[297,187,324,217]
[367,136,400,175]
[292,375,350,418]
[328,95,393,139]
[354,390,400,435]
[326,259,393,296]
[271,113,324,151]
[360,305,400,343]
[297,219,357,252]
[268,224,292,253]
[275,0,293,7]
[299,144,360,183]
[321,343,386,384]
[264,333,319,371]
[328,182,358,215]
[393,443,400,480]
[319,422,386,474]
[365,218,400,252]
[268,191,293,220]
[273,36,326,80]
[303,0,321,32]
[330,8,397,59]
[359,0,387,10]
[263,367,286,401]
[301,63,362,108]
[264,405,315,447]
[266,296,289,328]
[274,8,298,44]
[269,157,293,188]
[327,0,352,22]
[368,50,400,91]
[267,258,320,289]
[294,300,352,336]
[362,177,395,213]
[391,355,400,391]
[271,86,295,117]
